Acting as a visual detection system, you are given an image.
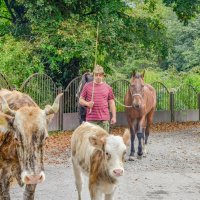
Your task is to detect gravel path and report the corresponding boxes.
[11,128,200,200]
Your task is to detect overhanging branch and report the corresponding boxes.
[0,15,12,21]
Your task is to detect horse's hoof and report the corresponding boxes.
[128,156,135,161]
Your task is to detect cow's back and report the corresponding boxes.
[71,122,108,174]
[0,89,37,110]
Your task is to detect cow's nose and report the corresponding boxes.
[113,169,124,177]
[24,172,45,184]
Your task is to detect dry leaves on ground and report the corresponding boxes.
[44,131,72,165]
[45,121,200,165]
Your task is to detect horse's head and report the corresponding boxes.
[84,72,93,83]
[129,70,145,109]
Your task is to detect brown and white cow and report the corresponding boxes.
[0,89,63,200]
[71,122,130,200]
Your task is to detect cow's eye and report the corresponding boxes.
[122,151,126,161]
[106,152,111,160]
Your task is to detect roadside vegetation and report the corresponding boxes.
[0,0,200,91]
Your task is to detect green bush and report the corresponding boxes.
[0,35,44,88]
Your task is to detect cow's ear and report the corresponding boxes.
[0,112,14,133]
[89,136,106,149]
[122,129,130,146]
[45,105,54,124]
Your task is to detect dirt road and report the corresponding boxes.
[11,127,200,200]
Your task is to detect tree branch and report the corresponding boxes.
[0,15,12,21]
[4,0,16,23]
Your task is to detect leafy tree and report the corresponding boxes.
[166,15,200,71]
[3,0,199,88]
[163,0,200,24]
[0,0,171,87]
[0,0,30,37]
[0,35,44,87]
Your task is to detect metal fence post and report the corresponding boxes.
[57,86,63,131]
[170,91,174,122]
[198,93,200,121]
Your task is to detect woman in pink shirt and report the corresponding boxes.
[79,65,116,132]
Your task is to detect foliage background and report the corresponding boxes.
[0,0,200,92]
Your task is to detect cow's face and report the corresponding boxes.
[89,131,129,179]
[13,107,48,185]
[104,136,127,178]
[0,93,63,185]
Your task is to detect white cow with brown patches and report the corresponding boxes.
[71,122,130,200]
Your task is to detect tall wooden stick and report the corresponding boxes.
[89,21,99,114]
[94,21,99,67]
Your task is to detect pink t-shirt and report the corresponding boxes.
[80,82,114,121]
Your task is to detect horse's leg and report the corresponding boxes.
[137,117,146,158]
[144,108,155,156]
[142,118,147,157]
[128,120,136,161]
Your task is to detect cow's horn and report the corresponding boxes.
[44,93,63,115]
[0,97,16,116]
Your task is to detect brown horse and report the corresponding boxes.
[124,71,156,160]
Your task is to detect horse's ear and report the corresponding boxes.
[85,73,89,82]
[141,70,145,79]
[83,72,90,83]
[132,70,136,77]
